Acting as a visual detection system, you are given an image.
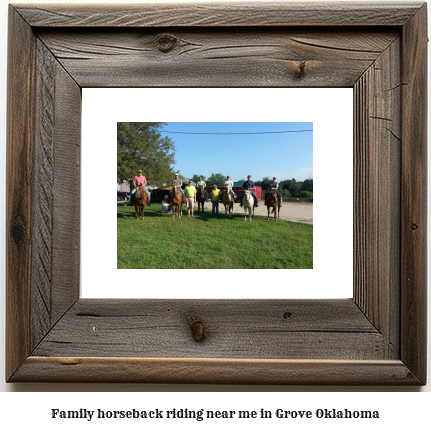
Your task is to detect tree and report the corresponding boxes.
[207,173,226,185]
[302,178,313,192]
[191,174,206,183]
[256,176,271,191]
[282,178,298,196]
[298,190,313,198]
[117,122,177,188]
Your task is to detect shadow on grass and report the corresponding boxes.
[117,206,166,219]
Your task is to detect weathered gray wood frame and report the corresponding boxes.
[6,2,427,384]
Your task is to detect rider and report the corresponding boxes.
[196,176,210,201]
[239,175,259,207]
[168,173,186,202]
[130,170,151,205]
[219,175,237,203]
[265,177,282,207]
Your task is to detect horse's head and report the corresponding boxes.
[266,190,278,205]
[171,183,179,197]
[135,185,144,200]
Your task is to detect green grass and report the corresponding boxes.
[117,203,313,269]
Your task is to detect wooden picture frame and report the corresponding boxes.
[6,2,427,385]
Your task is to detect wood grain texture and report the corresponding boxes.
[400,3,428,384]
[32,299,383,359]
[12,357,420,385]
[6,7,36,381]
[32,39,81,349]
[15,2,424,27]
[353,38,401,358]
[37,29,398,88]
[6,2,427,385]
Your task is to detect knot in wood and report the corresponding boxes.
[11,221,26,245]
[186,314,206,342]
[157,34,178,53]
[411,223,419,231]
[290,61,308,79]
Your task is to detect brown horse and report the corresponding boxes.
[265,190,280,220]
[134,185,148,220]
[170,183,183,218]
[222,185,234,218]
[196,185,207,213]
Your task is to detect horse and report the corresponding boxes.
[265,190,280,220]
[134,185,148,220]
[243,189,254,222]
[196,185,207,213]
[170,183,183,218]
[222,185,234,218]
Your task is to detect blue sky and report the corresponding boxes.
[161,122,313,183]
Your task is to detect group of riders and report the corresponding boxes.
[129,170,283,208]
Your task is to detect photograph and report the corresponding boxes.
[117,122,313,269]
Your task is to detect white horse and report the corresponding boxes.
[243,190,254,222]
[222,185,234,218]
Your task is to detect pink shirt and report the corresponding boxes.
[133,175,147,187]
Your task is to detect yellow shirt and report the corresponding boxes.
[211,188,221,201]
[184,185,197,198]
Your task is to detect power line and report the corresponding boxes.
[163,130,313,135]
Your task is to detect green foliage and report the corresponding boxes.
[282,178,299,195]
[207,173,226,186]
[281,190,290,199]
[191,174,206,183]
[255,176,271,191]
[117,204,313,269]
[297,190,313,198]
[117,122,177,187]
[302,178,313,192]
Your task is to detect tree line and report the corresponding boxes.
[191,174,313,198]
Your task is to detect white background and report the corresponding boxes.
[0,0,430,424]
[82,87,352,299]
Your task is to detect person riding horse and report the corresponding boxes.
[130,169,151,205]
[167,173,186,203]
[239,175,259,207]
[196,176,210,201]
[219,175,237,203]
[265,177,282,207]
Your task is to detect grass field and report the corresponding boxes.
[117,203,313,269]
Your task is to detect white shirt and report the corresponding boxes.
[224,180,233,187]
